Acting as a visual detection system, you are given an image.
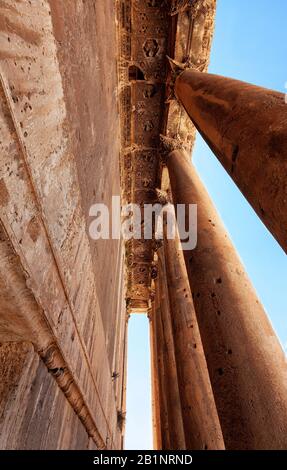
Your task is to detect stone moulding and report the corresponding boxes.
[39,343,105,449]
[0,219,105,449]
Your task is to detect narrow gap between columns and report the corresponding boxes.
[125,315,153,450]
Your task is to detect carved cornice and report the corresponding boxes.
[117,0,216,308]
[170,0,214,17]
[170,0,194,16]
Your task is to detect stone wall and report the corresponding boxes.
[0,0,126,450]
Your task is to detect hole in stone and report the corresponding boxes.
[211,293,216,298]
[228,349,232,355]
[216,278,222,284]
[218,368,224,376]
[129,65,145,81]
[259,204,265,216]
[217,310,221,316]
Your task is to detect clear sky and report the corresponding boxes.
[125,0,287,450]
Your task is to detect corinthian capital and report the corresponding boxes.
[160,134,189,166]
[160,133,185,152]
[166,56,193,103]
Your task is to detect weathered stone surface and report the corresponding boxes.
[156,247,186,450]
[0,343,90,450]
[0,0,126,449]
[118,0,216,310]
[163,222,224,450]
[174,68,287,254]
[49,1,125,365]
[168,149,287,450]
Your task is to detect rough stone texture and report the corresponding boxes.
[49,1,125,364]
[118,0,170,311]
[0,0,126,450]
[168,150,287,450]
[0,343,90,450]
[166,0,216,152]
[175,68,287,254]
[162,222,224,450]
[118,0,216,311]
[156,247,186,450]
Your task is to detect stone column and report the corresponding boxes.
[173,67,287,254]
[154,271,171,449]
[162,219,225,450]
[167,148,287,449]
[149,288,162,450]
[157,248,186,450]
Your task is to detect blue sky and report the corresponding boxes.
[125,0,287,450]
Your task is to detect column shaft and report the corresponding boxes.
[168,149,287,449]
[154,273,171,449]
[175,69,287,253]
[157,248,186,450]
[149,295,162,450]
[163,222,224,450]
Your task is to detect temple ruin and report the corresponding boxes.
[0,0,287,450]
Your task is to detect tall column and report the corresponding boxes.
[157,248,186,450]
[174,67,287,254]
[149,288,162,450]
[154,271,171,449]
[167,148,287,449]
[162,221,225,450]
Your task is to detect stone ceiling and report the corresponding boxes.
[117,0,216,312]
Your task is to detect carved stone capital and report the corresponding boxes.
[166,56,193,103]
[155,188,170,206]
[160,134,188,165]
[160,133,184,152]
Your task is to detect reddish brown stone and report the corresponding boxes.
[163,226,224,450]
[168,149,287,449]
[175,69,287,253]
